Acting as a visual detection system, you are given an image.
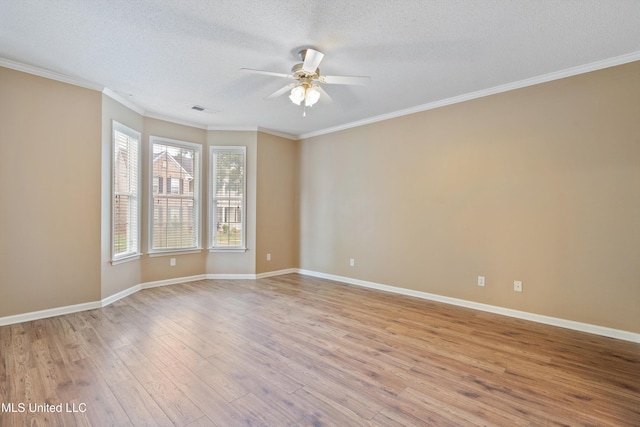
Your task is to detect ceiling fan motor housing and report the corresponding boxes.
[291,63,319,79]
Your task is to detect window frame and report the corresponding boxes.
[209,145,247,252]
[111,121,142,264]
[149,136,202,255]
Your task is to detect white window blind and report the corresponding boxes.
[210,146,246,249]
[112,121,141,261]
[150,137,201,251]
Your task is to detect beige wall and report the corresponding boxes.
[298,61,640,333]
[0,67,102,316]
[256,132,298,274]
[141,118,208,283]
[101,94,144,298]
[2,61,638,335]
[101,104,211,295]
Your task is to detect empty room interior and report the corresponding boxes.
[1,1,639,426]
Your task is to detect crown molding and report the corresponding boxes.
[205,126,298,140]
[102,88,145,115]
[5,52,638,142]
[0,57,104,91]
[297,51,640,140]
[144,111,208,129]
[207,125,258,132]
[257,127,297,140]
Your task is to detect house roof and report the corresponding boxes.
[153,150,194,179]
[1,1,639,139]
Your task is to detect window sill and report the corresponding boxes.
[111,253,142,265]
[148,249,202,257]
[209,247,248,253]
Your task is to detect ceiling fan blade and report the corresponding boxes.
[302,49,324,73]
[316,86,333,104]
[319,75,371,85]
[241,68,294,79]
[265,83,296,100]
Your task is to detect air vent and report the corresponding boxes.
[191,105,205,111]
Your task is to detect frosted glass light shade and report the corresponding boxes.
[289,86,305,105]
[305,87,320,106]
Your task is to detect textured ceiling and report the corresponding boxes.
[1,0,639,139]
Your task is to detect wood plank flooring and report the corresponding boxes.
[1,273,639,426]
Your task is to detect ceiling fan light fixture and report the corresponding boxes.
[246,48,367,110]
[289,85,305,105]
[305,86,321,107]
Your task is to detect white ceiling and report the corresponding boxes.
[1,1,639,139]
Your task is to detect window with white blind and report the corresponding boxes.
[150,137,201,252]
[210,146,246,250]
[112,121,141,262]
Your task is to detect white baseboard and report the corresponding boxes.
[142,274,208,289]
[207,268,297,280]
[0,275,209,327]
[256,268,298,279]
[101,284,142,307]
[206,273,256,279]
[3,269,637,343]
[297,269,640,343]
[0,300,102,327]
[0,271,293,326]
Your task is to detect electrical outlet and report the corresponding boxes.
[349,258,355,267]
[266,253,271,261]
[170,258,176,267]
[478,276,485,287]
[514,280,523,292]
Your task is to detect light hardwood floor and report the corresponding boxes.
[1,273,639,426]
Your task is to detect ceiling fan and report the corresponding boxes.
[241,48,371,111]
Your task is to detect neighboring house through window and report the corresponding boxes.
[112,121,141,262]
[210,146,246,250]
[150,136,201,252]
